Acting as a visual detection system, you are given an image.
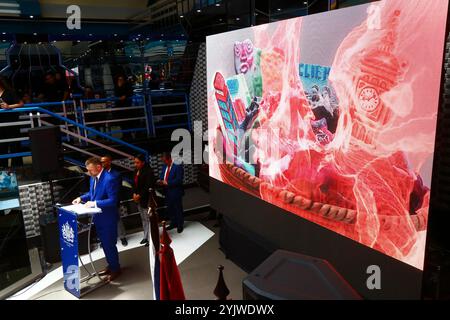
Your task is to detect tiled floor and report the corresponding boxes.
[178,219,247,300]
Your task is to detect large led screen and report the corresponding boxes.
[207,0,449,270]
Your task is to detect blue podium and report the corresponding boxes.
[58,204,108,298]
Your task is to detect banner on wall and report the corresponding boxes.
[207,0,449,270]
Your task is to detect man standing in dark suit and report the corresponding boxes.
[101,155,128,247]
[72,157,121,281]
[133,154,157,246]
[157,152,184,233]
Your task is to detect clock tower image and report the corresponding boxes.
[350,10,405,146]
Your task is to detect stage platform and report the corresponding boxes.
[9,221,214,300]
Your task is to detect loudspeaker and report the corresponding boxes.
[39,219,90,263]
[29,126,63,176]
[242,250,362,300]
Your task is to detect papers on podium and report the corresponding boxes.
[62,204,102,216]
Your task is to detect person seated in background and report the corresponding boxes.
[157,152,185,233]
[114,75,132,108]
[83,86,95,99]
[132,154,157,246]
[22,92,32,104]
[55,71,70,100]
[37,72,69,102]
[148,70,161,90]
[114,75,134,139]
[0,76,24,168]
[101,154,128,247]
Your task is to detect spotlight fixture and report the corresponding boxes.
[29,15,34,19]
[236,17,240,21]
[197,9,201,13]
[180,15,184,18]
[277,8,281,11]
[215,3,220,6]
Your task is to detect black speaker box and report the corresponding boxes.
[39,219,90,264]
[242,250,362,300]
[29,126,63,176]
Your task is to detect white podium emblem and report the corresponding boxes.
[62,222,75,244]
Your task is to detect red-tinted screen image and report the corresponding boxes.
[207,0,449,270]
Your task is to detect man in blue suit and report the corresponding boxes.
[157,152,184,233]
[101,155,128,247]
[72,157,121,281]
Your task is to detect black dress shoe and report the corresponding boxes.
[177,226,184,233]
[121,238,128,246]
[166,225,177,231]
[145,242,149,247]
[140,238,148,245]
[107,270,122,282]
[99,268,111,276]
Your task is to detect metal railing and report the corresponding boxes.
[0,106,149,170]
[18,96,150,139]
[148,89,191,133]
[0,91,192,164]
[78,96,151,139]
